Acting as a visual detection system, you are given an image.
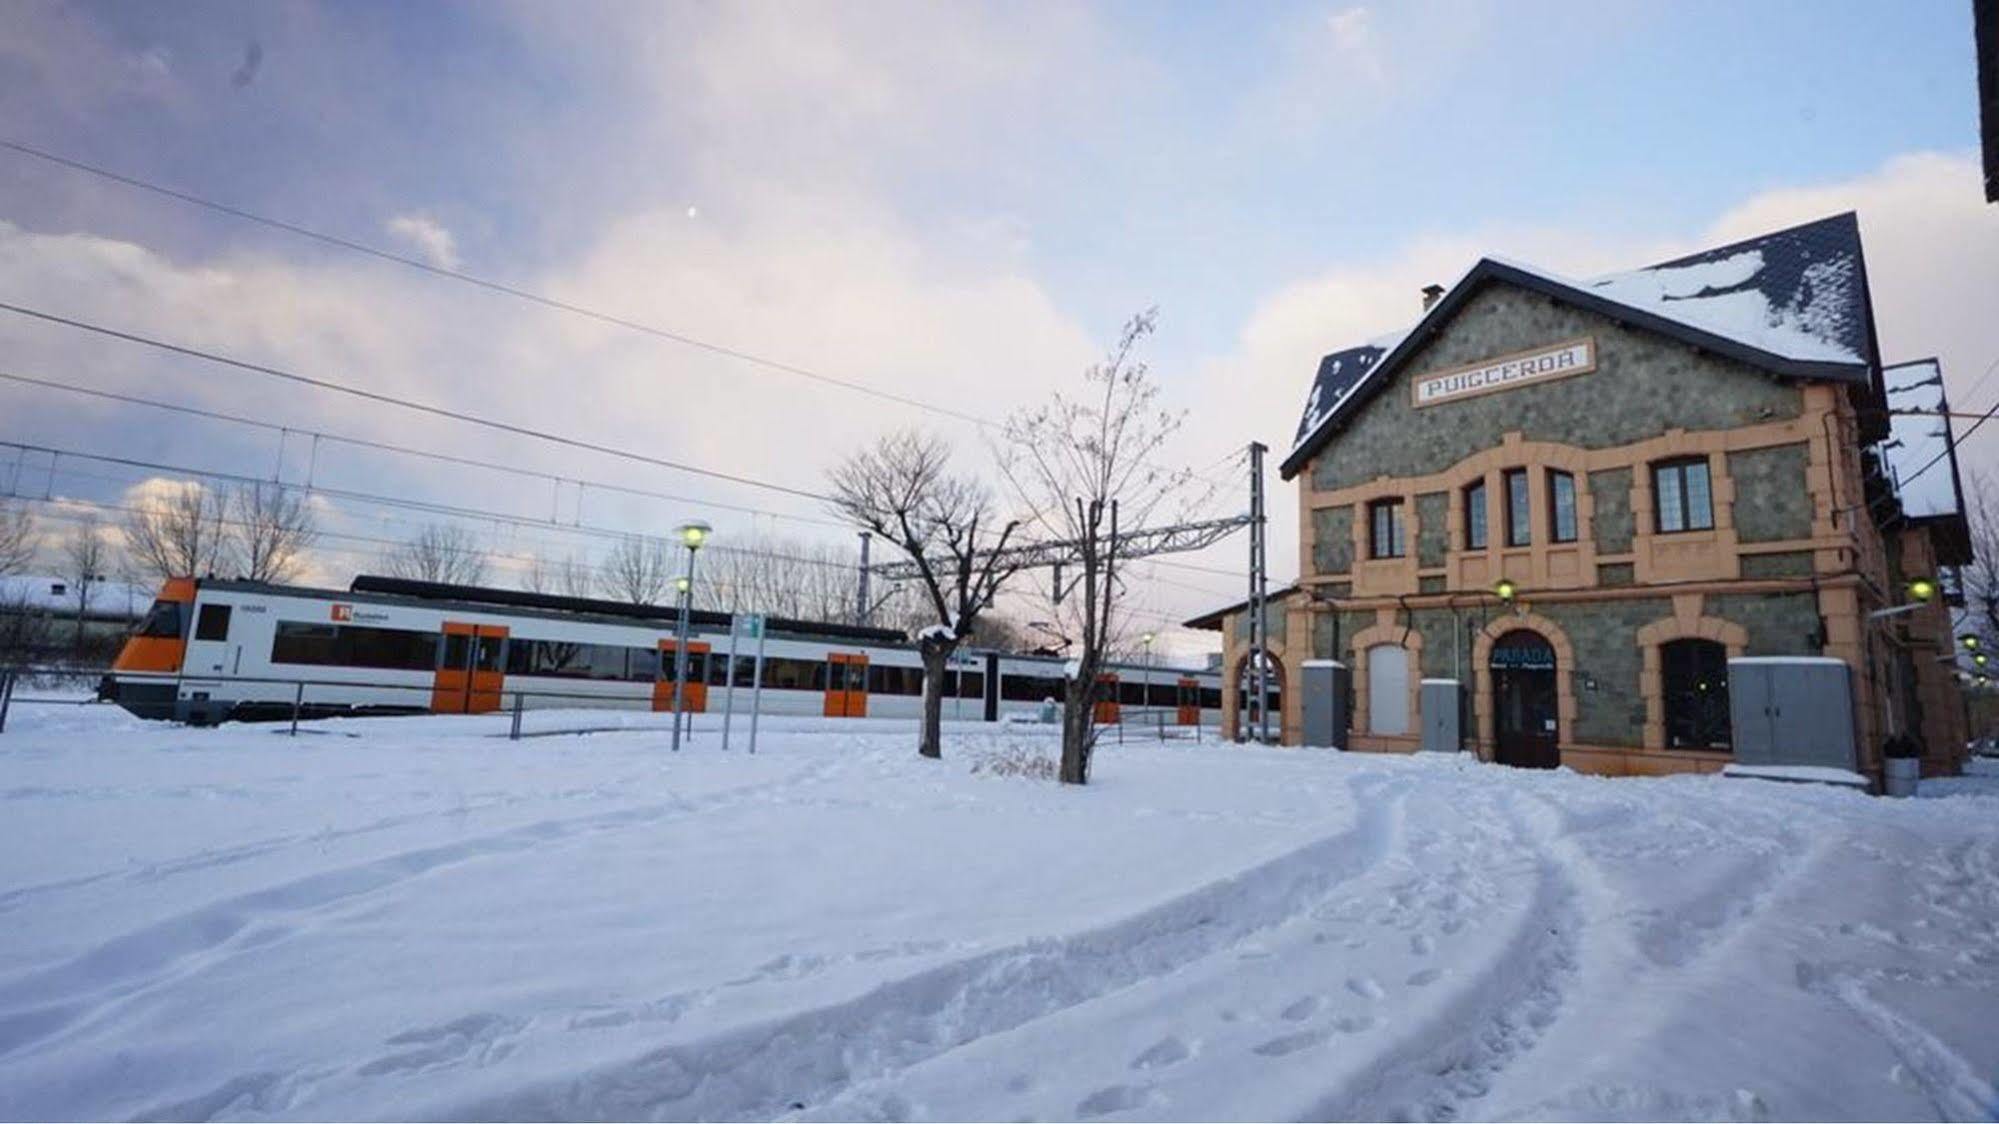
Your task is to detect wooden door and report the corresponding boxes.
[653,640,711,713]
[432,622,509,715]
[822,652,869,717]
[1491,630,1558,768]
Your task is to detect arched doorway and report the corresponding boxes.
[1490,630,1559,768]
[1233,649,1285,742]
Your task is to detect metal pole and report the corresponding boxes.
[1248,441,1270,743]
[722,612,741,750]
[511,690,524,740]
[747,617,766,754]
[0,669,14,734]
[670,547,696,752]
[856,531,872,627]
[289,680,303,737]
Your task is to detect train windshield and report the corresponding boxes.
[135,599,188,639]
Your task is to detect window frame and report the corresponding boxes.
[1368,497,1407,560]
[1503,468,1532,547]
[1652,456,1715,534]
[1547,469,1578,544]
[1464,479,1488,550]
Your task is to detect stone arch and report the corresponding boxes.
[1227,646,1289,742]
[1636,609,1747,750]
[1471,610,1577,761]
[1350,611,1424,747]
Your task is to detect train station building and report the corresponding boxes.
[1190,213,1974,784]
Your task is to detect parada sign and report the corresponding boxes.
[1411,337,1596,408]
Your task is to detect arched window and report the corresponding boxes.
[1367,643,1410,735]
[1662,639,1731,750]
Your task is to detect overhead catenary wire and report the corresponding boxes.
[0,138,997,428]
[0,368,846,530]
[0,299,835,504]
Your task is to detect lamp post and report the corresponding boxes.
[1141,631,1156,737]
[669,521,712,752]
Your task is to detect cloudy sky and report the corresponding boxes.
[0,0,1993,658]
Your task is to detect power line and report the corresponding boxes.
[0,368,846,530]
[1,437,862,576]
[0,138,994,428]
[0,299,835,503]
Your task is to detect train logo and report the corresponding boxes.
[331,603,353,622]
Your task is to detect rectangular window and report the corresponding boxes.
[271,621,439,670]
[1464,480,1488,550]
[1505,468,1532,546]
[1653,457,1714,533]
[194,603,232,642]
[1548,470,1578,543]
[1368,498,1406,559]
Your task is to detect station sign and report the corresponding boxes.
[1411,336,1596,409]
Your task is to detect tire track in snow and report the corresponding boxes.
[1304,787,1583,1123]
[0,755,846,1064]
[424,774,1415,1123]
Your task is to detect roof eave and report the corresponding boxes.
[1279,259,1871,479]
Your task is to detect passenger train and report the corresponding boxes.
[100,575,1225,727]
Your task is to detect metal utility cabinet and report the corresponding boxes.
[1421,679,1463,752]
[1726,657,1858,772]
[1301,660,1349,749]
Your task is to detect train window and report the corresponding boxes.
[868,665,923,696]
[512,640,627,680]
[272,622,438,670]
[1147,682,1177,707]
[441,632,471,671]
[763,657,826,691]
[194,604,232,642]
[660,651,707,683]
[1200,687,1222,708]
[1117,681,1144,705]
[958,672,984,697]
[1001,672,1064,702]
[136,599,186,639]
[629,647,660,682]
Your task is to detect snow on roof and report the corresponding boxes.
[1879,359,1961,520]
[1289,214,1873,458]
[0,574,150,616]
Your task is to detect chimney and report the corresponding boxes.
[1421,284,1445,312]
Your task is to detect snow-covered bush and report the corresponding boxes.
[967,739,1059,781]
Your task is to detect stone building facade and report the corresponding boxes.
[1193,214,1972,784]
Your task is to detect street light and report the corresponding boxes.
[1906,576,1937,603]
[1141,631,1156,737]
[1961,633,1982,652]
[669,521,713,753]
[1493,578,1517,602]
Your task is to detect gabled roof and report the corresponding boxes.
[1283,213,1880,479]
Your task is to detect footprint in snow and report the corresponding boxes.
[1333,1014,1377,1034]
[1410,933,1435,956]
[1076,1084,1148,1118]
[1346,976,1385,1000]
[1280,995,1320,1021]
[1253,1029,1328,1057]
[1407,967,1441,987]
[1131,1036,1190,1070]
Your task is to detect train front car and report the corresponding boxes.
[100,577,198,719]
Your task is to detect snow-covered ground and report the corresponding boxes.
[2,704,1997,1122]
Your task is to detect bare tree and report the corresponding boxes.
[124,482,225,580]
[226,484,317,583]
[601,534,674,605]
[1962,469,1999,649]
[62,515,109,655]
[697,535,863,620]
[999,310,1189,784]
[830,430,1020,759]
[381,524,489,586]
[0,501,35,578]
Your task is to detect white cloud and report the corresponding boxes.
[386,214,461,271]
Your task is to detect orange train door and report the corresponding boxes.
[823,652,869,717]
[1176,677,1200,726]
[653,640,711,713]
[1094,672,1120,724]
[432,622,509,714]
